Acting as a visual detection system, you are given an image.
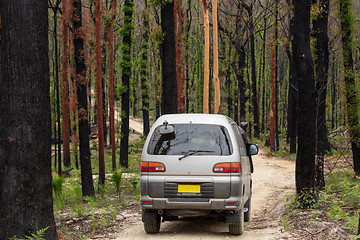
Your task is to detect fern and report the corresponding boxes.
[111,170,123,193]
[11,227,50,240]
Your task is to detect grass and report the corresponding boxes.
[258,136,359,236]
[52,132,143,238]
[284,164,360,235]
[251,135,297,160]
[318,169,360,234]
[280,214,294,232]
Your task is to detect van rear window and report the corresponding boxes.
[147,124,233,156]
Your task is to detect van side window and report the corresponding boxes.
[231,124,247,156]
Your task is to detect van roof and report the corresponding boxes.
[153,114,235,127]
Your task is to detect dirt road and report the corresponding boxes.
[114,151,295,240]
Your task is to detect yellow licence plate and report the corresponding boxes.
[178,185,200,193]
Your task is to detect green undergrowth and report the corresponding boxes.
[252,136,297,159]
[321,169,360,234]
[259,137,359,236]
[52,134,144,238]
[285,168,360,236]
[10,227,49,240]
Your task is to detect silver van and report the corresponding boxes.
[140,114,258,235]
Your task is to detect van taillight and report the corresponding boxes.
[213,162,241,173]
[141,161,166,172]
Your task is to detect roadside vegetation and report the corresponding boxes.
[52,134,144,239]
[54,133,360,239]
[256,135,360,239]
[282,166,360,239]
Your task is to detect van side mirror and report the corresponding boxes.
[160,125,174,135]
[247,143,259,156]
[159,124,175,140]
[240,122,248,130]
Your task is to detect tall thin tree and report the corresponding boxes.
[0,0,57,238]
[73,0,95,197]
[312,0,330,190]
[120,0,134,168]
[338,0,360,177]
[293,0,316,206]
[140,0,150,136]
[49,0,62,174]
[200,0,210,114]
[240,0,259,137]
[270,0,278,152]
[96,0,105,185]
[62,0,71,167]
[174,0,185,113]
[161,0,178,114]
[213,0,220,114]
[108,0,117,171]
[286,0,297,154]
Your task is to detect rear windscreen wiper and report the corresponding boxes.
[179,150,215,160]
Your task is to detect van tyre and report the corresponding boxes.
[143,210,161,234]
[228,209,244,235]
[244,197,251,222]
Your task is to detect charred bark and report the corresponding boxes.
[287,11,297,154]
[293,0,316,205]
[338,0,360,177]
[270,0,278,152]
[313,0,330,190]
[62,0,71,168]
[50,0,63,173]
[96,0,105,185]
[0,1,57,238]
[240,0,259,137]
[73,0,95,197]
[120,0,134,168]
[160,1,178,114]
[140,0,150,136]
[108,0,117,171]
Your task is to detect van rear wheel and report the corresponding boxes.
[142,210,161,234]
[229,222,244,235]
[143,220,160,234]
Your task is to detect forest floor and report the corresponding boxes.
[56,119,357,239]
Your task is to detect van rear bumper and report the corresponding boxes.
[141,196,242,211]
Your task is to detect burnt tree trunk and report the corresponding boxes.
[0,1,57,238]
[239,46,247,122]
[50,0,63,173]
[161,1,178,114]
[260,3,267,133]
[140,0,150,136]
[313,0,330,190]
[287,7,297,154]
[101,34,108,146]
[293,0,316,205]
[120,0,134,168]
[339,0,360,177]
[270,0,278,152]
[331,54,336,130]
[96,0,105,185]
[241,0,259,138]
[62,0,71,168]
[73,0,95,197]
[108,0,117,170]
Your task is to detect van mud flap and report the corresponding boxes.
[227,211,241,223]
[142,209,159,223]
